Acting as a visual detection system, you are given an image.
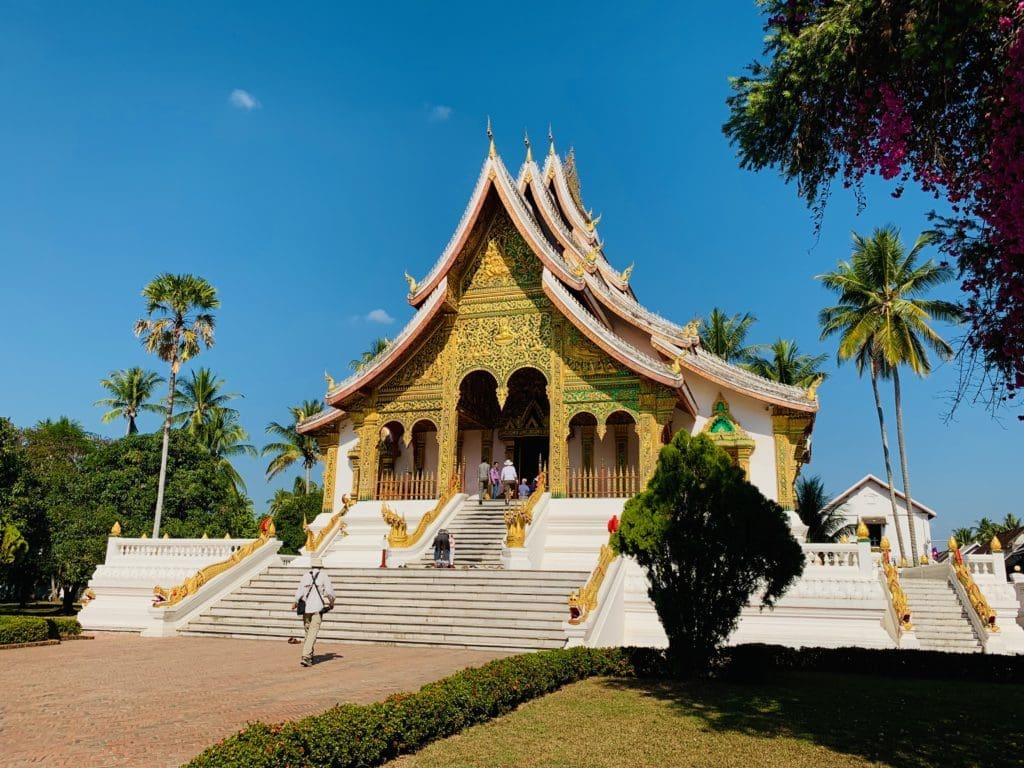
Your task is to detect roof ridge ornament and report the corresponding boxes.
[524,129,532,163]
[621,263,634,283]
[404,271,419,295]
[548,124,555,156]
[487,116,496,158]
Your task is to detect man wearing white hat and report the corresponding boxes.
[500,459,518,506]
[292,557,336,667]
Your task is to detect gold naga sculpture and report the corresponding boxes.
[568,543,616,624]
[620,263,634,283]
[324,371,336,391]
[405,271,419,295]
[304,494,355,553]
[504,470,546,548]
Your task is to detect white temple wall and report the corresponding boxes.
[687,376,779,503]
[424,428,439,477]
[831,483,934,563]
[336,419,358,503]
[461,429,483,492]
[669,406,695,442]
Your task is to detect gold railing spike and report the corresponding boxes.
[857,519,869,541]
[201,532,208,539]
[162,533,169,539]
[991,535,1003,553]
[110,521,122,536]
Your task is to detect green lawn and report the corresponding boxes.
[0,601,75,616]
[386,671,1022,768]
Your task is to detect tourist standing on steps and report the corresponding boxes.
[518,477,530,500]
[500,459,518,506]
[477,458,490,504]
[489,461,501,501]
[292,556,335,667]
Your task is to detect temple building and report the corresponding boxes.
[299,129,820,512]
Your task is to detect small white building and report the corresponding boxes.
[822,475,936,563]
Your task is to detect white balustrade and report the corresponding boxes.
[802,543,861,569]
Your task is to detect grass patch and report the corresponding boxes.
[0,601,79,616]
[385,671,1023,768]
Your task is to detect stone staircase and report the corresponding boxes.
[181,566,590,651]
[901,578,983,653]
[414,497,509,569]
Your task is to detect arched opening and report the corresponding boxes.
[456,370,501,494]
[566,412,598,497]
[567,410,640,498]
[375,420,439,500]
[500,368,550,489]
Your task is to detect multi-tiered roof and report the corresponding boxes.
[299,129,818,435]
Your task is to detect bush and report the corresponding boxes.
[45,616,82,639]
[187,647,667,767]
[0,615,49,645]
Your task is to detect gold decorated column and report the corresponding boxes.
[772,409,813,510]
[315,432,340,512]
[547,351,567,497]
[355,411,382,500]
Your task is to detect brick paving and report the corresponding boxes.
[0,633,507,767]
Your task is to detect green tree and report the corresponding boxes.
[819,227,962,563]
[611,431,804,677]
[723,1,1021,409]
[349,337,391,372]
[0,418,39,604]
[744,339,828,388]
[263,401,324,492]
[0,519,28,566]
[173,367,241,434]
[195,409,257,495]
[795,475,853,543]
[950,527,977,549]
[268,478,324,555]
[699,308,761,364]
[134,273,219,538]
[95,367,165,435]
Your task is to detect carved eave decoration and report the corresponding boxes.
[406,153,584,308]
[324,278,449,407]
[296,406,345,436]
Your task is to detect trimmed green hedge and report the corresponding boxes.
[0,615,49,645]
[46,617,82,639]
[187,647,667,768]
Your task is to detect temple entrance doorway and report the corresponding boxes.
[514,436,548,488]
[500,368,549,489]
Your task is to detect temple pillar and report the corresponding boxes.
[638,381,675,485]
[437,376,460,493]
[547,351,567,497]
[315,432,340,513]
[355,411,382,501]
[772,409,813,510]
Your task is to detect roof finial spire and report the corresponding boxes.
[487,116,496,158]
[524,129,532,163]
[547,124,555,156]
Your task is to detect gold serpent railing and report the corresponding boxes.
[304,495,356,553]
[948,536,999,632]
[382,468,462,548]
[567,542,617,625]
[879,537,913,633]
[152,522,276,608]
[504,470,546,548]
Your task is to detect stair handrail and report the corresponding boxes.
[567,540,617,624]
[304,495,355,554]
[948,536,999,632]
[152,522,276,608]
[504,470,546,548]
[383,468,461,548]
[879,537,913,633]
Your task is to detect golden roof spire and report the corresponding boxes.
[548,124,556,156]
[524,129,532,163]
[487,116,496,158]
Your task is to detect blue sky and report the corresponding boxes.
[1,2,1017,544]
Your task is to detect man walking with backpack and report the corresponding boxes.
[292,556,336,667]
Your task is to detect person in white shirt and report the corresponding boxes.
[500,459,518,506]
[292,557,336,667]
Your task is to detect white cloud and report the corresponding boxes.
[428,104,452,122]
[229,89,260,110]
[366,309,395,324]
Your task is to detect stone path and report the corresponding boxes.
[0,633,507,767]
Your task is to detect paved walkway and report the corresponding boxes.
[0,633,507,767]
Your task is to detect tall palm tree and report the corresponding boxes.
[1001,513,1022,531]
[95,367,165,435]
[950,527,977,548]
[195,410,257,495]
[819,227,961,564]
[745,339,829,387]
[134,273,219,538]
[349,337,391,372]
[795,475,854,543]
[699,308,762,363]
[173,367,241,434]
[263,400,324,492]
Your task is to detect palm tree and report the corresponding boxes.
[975,516,1001,544]
[1001,513,1022,531]
[699,308,762,363]
[173,367,241,434]
[349,337,391,372]
[95,367,165,435]
[134,273,219,538]
[795,475,854,543]
[745,339,829,387]
[195,410,257,495]
[263,400,324,492]
[950,527,977,548]
[819,226,962,564]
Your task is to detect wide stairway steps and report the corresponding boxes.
[181,566,590,652]
[901,579,983,654]
[415,498,509,569]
